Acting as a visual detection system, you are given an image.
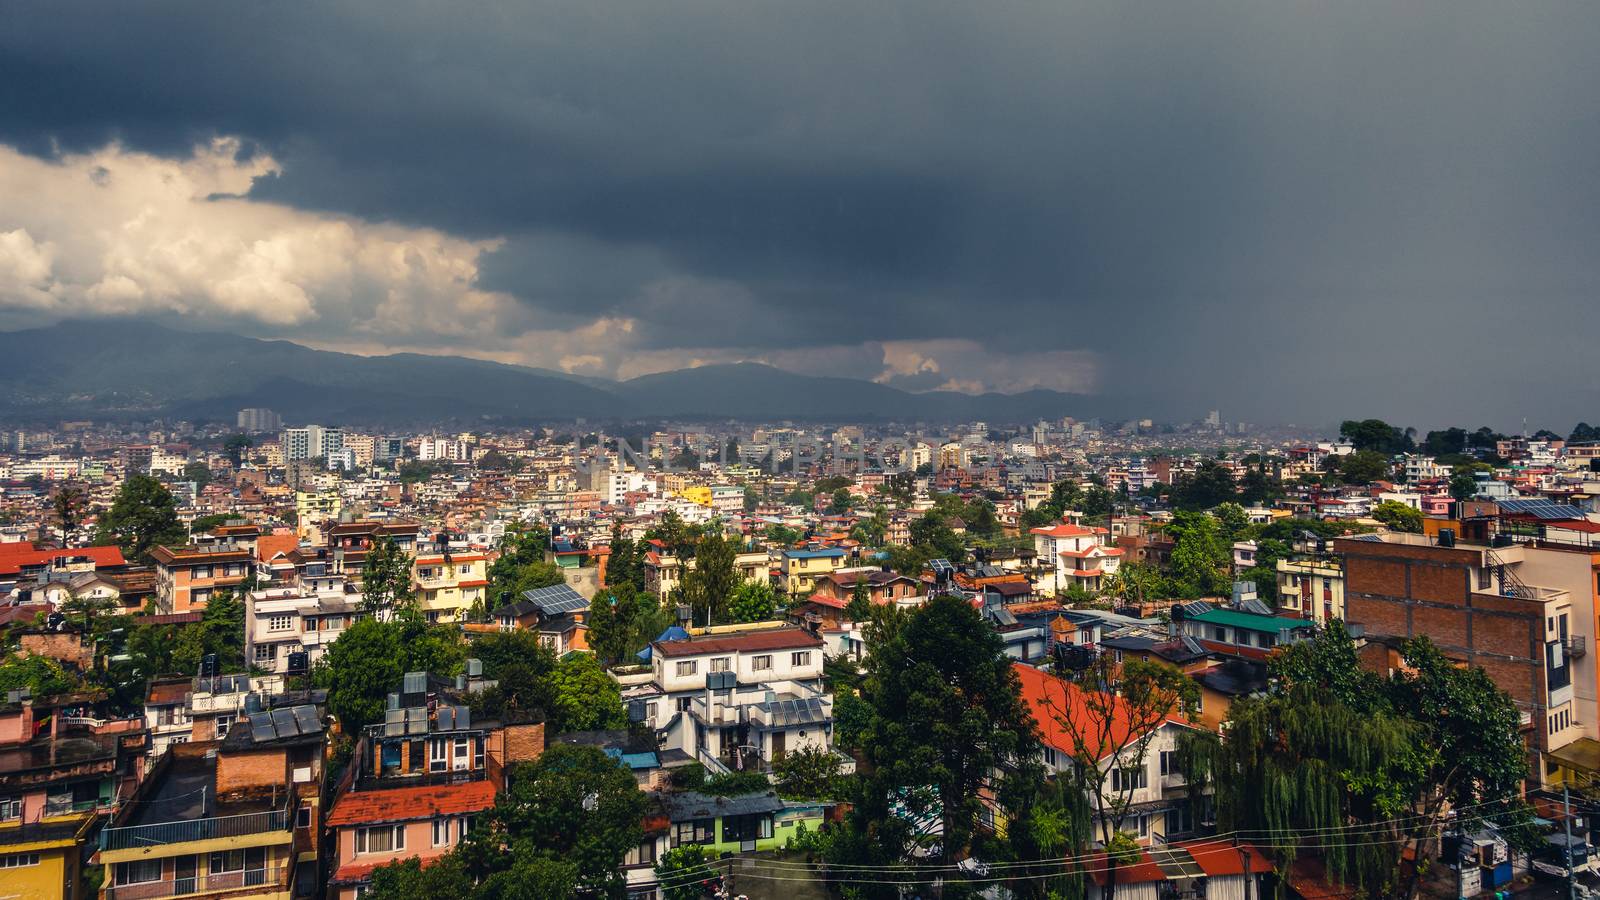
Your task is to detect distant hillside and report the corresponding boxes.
[0,320,1105,425]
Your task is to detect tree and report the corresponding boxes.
[51,483,86,545]
[763,524,803,548]
[367,855,475,899]
[488,526,564,606]
[844,576,874,622]
[727,581,776,623]
[605,526,646,593]
[547,653,627,734]
[1339,418,1414,454]
[907,513,965,563]
[1422,427,1467,457]
[0,653,84,698]
[223,433,254,467]
[853,594,1038,869]
[96,474,187,564]
[772,745,845,800]
[1212,501,1248,543]
[586,584,651,667]
[1571,422,1600,443]
[1114,562,1162,606]
[1449,468,1481,502]
[1038,654,1198,897]
[1237,462,1280,505]
[182,461,213,489]
[849,505,889,547]
[172,588,246,675]
[1333,448,1391,484]
[1169,460,1237,511]
[828,487,854,514]
[457,744,645,896]
[362,536,415,618]
[1371,500,1423,533]
[315,618,404,729]
[679,532,738,626]
[1081,485,1116,519]
[1164,511,1229,597]
[656,846,719,900]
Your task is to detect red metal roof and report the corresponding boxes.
[653,628,823,657]
[327,779,496,827]
[1014,662,1188,761]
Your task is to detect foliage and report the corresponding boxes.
[1449,469,1481,502]
[315,618,404,729]
[1237,462,1282,505]
[656,845,719,900]
[1164,510,1230,598]
[171,588,246,675]
[223,433,254,466]
[832,688,871,752]
[182,461,212,488]
[456,744,646,897]
[604,526,647,593]
[727,580,777,623]
[586,583,662,666]
[852,594,1038,865]
[367,854,476,899]
[361,536,415,618]
[487,526,563,607]
[1371,500,1424,533]
[95,474,188,564]
[1168,460,1238,511]
[772,745,846,799]
[849,505,889,547]
[0,653,84,698]
[1332,449,1393,484]
[844,576,874,622]
[1212,501,1249,542]
[679,531,739,626]
[763,523,804,548]
[547,653,627,734]
[1339,418,1415,455]
[828,487,855,514]
[907,512,966,564]
[700,769,772,797]
[51,483,86,543]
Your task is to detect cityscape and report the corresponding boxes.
[4,3,1600,900]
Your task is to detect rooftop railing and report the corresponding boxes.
[99,809,290,851]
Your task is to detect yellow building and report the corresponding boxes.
[293,490,342,539]
[411,552,489,623]
[678,486,713,507]
[1275,557,1345,624]
[0,812,95,899]
[780,547,848,596]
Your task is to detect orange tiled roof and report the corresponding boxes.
[326,779,496,827]
[1013,662,1187,761]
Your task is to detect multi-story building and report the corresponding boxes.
[1275,556,1346,624]
[236,408,282,433]
[632,627,826,730]
[0,695,150,900]
[94,703,326,900]
[246,585,363,673]
[281,425,343,462]
[293,490,343,539]
[1031,522,1122,596]
[778,547,847,597]
[1015,662,1198,844]
[324,671,543,899]
[1335,531,1583,773]
[149,545,254,614]
[410,552,488,623]
[643,544,771,600]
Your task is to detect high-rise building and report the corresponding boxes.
[281,425,344,461]
[236,408,283,432]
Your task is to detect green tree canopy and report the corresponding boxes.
[727,580,776,623]
[1371,500,1424,533]
[96,474,187,564]
[547,653,627,734]
[679,531,738,625]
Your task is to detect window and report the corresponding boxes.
[357,824,406,854]
[791,651,813,668]
[458,564,472,575]
[1111,767,1147,792]
[751,655,773,672]
[116,860,163,885]
[1478,567,1492,591]
[457,816,474,841]
[254,644,276,663]
[215,714,233,737]
[673,818,716,846]
[0,854,38,869]
[194,565,213,579]
[268,615,294,632]
[0,798,18,821]
[429,737,448,772]
[623,839,658,867]
[1159,750,1180,778]
[709,657,731,673]
[296,804,312,828]
[675,660,698,678]
[433,818,451,847]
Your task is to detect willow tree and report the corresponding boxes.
[1181,624,1537,900]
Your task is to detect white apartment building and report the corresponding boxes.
[633,628,826,729]
[1030,522,1123,596]
[282,425,344,461]
[418,437,470,461]
[245,585,365,673]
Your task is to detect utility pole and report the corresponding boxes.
[1566,781,1577,900]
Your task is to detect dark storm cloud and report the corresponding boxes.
[3,1,1600,426]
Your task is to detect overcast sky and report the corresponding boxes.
[2,2,1597,428]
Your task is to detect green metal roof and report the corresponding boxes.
[1189,607,1313,634]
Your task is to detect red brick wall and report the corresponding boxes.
[501,723,545,766]
[217,747,288,796]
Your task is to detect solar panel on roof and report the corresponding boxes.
[929,558,953,575]
[521,583,589,616]
[271,707,300,737]
[249,714,276,743]
[293,706,322,735]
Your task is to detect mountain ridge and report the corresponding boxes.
[0,320,1108,425]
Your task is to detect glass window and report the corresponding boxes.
[0,854,38,869]
[269,615,294,632]
[357,824,405,854]
[709,657,730,673]
[623,840,657,867]
[790,651,812,668]
[0,798,19,821]
[432,818,451,847]
[673,818,715,846]
[675,660,698,677]
[194,566,213,579]
[751,655,773,671]
[116,860,163,885]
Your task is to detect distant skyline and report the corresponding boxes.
[2,3,1598,426]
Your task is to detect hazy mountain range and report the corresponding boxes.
[0,320,1116,426]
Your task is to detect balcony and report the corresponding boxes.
[99,809,291,851]
[104,861,291,900]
